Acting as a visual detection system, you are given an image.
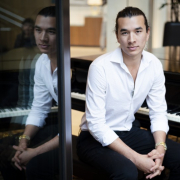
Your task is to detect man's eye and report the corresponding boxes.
[122,32,128,35]
[35,28,41,32]
[48,31,56,34]
[136,30,141,34]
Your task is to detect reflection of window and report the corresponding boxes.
[70,0,87,5]
[87,0,102,6]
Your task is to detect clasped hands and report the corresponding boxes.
[11,140,35,171]
[137,149,165,179]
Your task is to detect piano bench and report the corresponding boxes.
[72,135,145,180]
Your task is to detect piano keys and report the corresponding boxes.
[0,106,58,118]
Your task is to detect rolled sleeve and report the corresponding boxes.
[147,62,169,134]
[26,59,52,127]
[86,64,118,146]
[26,115,46,127]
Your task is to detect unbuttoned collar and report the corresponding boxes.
[42,54,51,73]
[42,54,58,74]
[110,47,152,63]
[110,47,152,73]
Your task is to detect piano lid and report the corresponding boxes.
[72,47,180,73]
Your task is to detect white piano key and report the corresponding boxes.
[71,92,86,101]
[14,107,24,116]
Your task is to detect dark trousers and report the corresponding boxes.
[77,122,180,180]
[26,121,59,180]
[0,115,59,180]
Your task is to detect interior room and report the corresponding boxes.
[0,0,180,179]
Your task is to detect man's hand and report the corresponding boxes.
[146,158,164,179]
[147,149,164,161]
[11,138,29,170]
[145,148,165,179]
[13,146,36,167]
[135,154,156,174]
[11,125,39,170]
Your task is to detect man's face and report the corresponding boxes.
[34,15,56,56]
[116,15,150,59]
[22,23,33,37]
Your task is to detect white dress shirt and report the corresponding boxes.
[26,54,58,127]
[80,47,169,147]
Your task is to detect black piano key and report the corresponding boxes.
[167,104,180,112]
[168,109,180,114]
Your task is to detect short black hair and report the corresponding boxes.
[37,6,56,17]
[115,6,149,35]
[22,18,34,26]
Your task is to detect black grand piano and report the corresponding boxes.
[0,48,180,137]
[71,48,180,137]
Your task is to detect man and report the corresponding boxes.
[12,6,59,180]
[14,18,36,48]
[77,7,180,180]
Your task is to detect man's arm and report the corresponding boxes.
[145,60,169,178]
[12,55,52,168]
[147,60,169,135]
[108,138,163,174]
[19,125,40,148]
[13,135,59,170]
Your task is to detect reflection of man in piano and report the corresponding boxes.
[14,18,36,49]
[11,6,59,180]
[77,7,180,180]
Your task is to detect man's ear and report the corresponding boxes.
[116,32,120,43]
[146,27,150,41]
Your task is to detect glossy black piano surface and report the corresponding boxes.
[71,55,94,111]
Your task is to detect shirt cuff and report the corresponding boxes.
[26,115,46,127]
[100,129,119,147]
[150,119,169,134]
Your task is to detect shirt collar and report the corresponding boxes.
[42,54,52,73]
[109,47,124,65]
[139,50,152,73]
[110,47,152,67]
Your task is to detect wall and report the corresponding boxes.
[106,0,127,52]
[106,0,151,52]
[70,5,102,26]
[0,0,53,51]
[152,0,168,48]
[70,17,102,46]
[70,5,103,46]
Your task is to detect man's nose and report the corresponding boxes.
[128,33,136,43]
[40,32,48,41]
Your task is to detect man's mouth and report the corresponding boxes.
[39,44,49,49]
[128,46,138,51]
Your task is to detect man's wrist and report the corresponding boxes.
[19,134,30,145]
[132,152,141,165]
[155,142,167,151]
